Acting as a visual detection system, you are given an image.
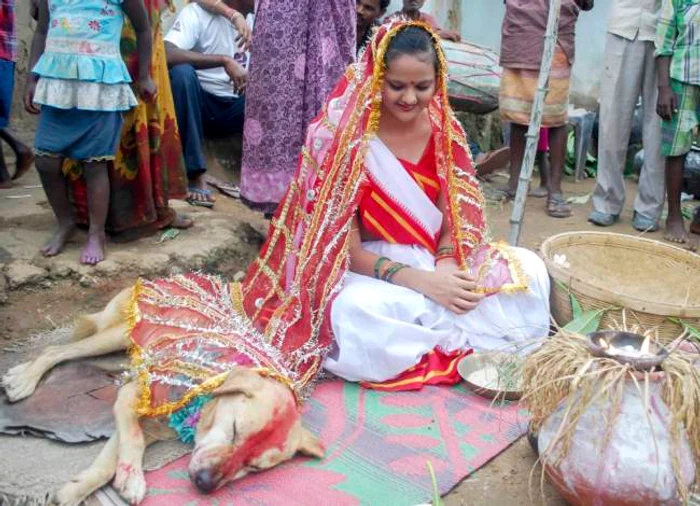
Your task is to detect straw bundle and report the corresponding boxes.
[522,328,700,503]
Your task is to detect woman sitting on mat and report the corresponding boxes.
[92,22,551,398]
[317,22,551,390]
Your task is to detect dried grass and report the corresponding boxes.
[521,325,700,503]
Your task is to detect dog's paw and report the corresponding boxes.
[51,480,91,506]
[114,463,147,505]
[2,362,39,402]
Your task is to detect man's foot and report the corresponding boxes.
[588,210,619,227]
[13,147,34,181]
[172,213,194,229]
[495,184,516,201]
[80,232,106,265]
[187,174,216,208]
[40,224,75,257]
[632,211,659,233]
[546,193,572,218]
[529,186,549,198]
[664,217,694,247]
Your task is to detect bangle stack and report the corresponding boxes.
[373,256,409,284]
[435,245,456,264]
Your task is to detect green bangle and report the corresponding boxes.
[383,262,408,283]
[374,256,390,279]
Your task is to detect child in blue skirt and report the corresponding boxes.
[26,0,156,265]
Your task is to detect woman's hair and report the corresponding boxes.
[384,26,439,72]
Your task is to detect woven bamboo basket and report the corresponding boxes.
[541,232,700,343]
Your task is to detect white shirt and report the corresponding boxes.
[607,0,661,42]
[164,4,250,98]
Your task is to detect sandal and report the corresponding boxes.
[204,174,241,199]
[546,193,572,218]
[186,187,215,208]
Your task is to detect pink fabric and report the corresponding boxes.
[538,127,549,152]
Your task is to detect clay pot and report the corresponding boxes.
[538,373,696,506]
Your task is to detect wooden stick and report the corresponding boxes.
[507,0,563,246]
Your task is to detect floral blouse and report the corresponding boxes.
[32,0,137,111]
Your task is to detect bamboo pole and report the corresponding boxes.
[507,0,562,246]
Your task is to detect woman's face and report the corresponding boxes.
[381,52,437,124]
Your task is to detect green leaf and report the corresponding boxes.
[564,309,606,335]
[569,292,583,320]
[669,317,700,342]
[427,461,443,506]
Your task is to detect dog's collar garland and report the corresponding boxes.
[168,394,213,444]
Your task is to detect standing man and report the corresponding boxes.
[499,0,594,218]
[655,0,700,248]
[0,0,34,188]
[589,0,665,232]
[357,0,389,55]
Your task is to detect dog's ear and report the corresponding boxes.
[296,427,325,459]
[212,368,261,399]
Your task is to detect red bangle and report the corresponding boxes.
[435,253,456,264]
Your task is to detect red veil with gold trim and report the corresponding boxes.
[128,21,525,417]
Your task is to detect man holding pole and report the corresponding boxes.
[499,0,593,218]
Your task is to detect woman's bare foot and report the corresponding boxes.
[172,213,194,229]
[80,231,106,265]
[41,224,75,257]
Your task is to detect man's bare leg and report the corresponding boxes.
[0,141,10,188]
[505,123,528,197]
[664,154,694,247]
[36,155,75,256]
[0,128,34,181]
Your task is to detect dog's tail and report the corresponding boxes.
[70,287,134,342]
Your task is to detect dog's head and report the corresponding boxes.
[188,368,324,493]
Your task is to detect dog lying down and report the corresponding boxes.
[2,276,326,506]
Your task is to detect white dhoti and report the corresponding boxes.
[324,242,551,383]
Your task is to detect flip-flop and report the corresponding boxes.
[204,174,241,199]
[186,187,215,208]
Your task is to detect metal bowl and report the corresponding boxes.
[587,330,668,371]
[457,353,522,401]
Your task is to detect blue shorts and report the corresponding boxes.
[0,61,15,129]
[34,106,124,161]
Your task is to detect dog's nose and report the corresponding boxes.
[194,470,217,493]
